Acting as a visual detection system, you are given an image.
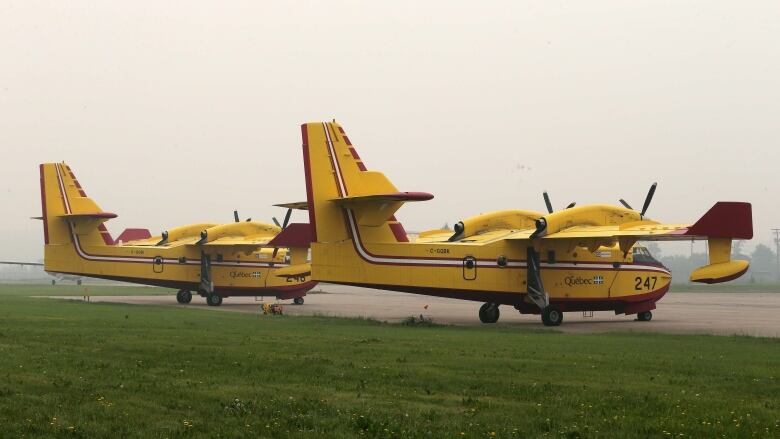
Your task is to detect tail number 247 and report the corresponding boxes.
[634,276,658,291]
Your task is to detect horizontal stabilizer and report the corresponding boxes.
[273,202,309,210]
[267,223,312,248]
[331,192,433,205]
[61,212,117,220]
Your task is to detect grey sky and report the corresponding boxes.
[2,1,778,261]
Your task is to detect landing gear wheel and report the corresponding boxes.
[478,303,500,324]
[176,290,192,304]
[541,305,563,326]
[637,311,652,321]
[206,294,223,306]
[293,297,304,305]
[76,279,82,286]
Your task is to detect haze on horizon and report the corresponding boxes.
[1,1,778,262]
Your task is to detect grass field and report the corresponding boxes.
[0,285,778,438]
[0,283,174,297]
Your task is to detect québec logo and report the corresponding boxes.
[565,275,605,286]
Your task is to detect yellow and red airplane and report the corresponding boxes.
[36,163,315,306]
[299,121,753,326]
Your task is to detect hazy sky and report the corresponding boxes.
[2,1,778,261]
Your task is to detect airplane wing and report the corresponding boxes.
[508,202,752,242]
[200,235,275,248]
[503,202,752,284]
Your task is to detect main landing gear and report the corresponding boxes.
[526,247,563,327]
[206,293,223,306]
[176,290,192,304]
[637,311,653,321]
[293,297,305,305]
[541,305,563,326]
[478,303,500,323]
[199,252,222,307]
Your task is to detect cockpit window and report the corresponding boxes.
[632,246,662,265]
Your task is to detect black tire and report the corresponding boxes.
[206,294,223,306]
[478,303,500,324]
[637,311,652,321]
[293,297,304,305]
[76,279,82,286]
[541,305,563,326]
[51,279,56,286]
[176,290,192,304]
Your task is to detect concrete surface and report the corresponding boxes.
[49,284,780,337]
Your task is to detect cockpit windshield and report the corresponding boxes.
[632,245,661,265]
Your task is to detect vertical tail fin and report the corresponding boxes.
[301,122,431,244]
[40,163,115,248]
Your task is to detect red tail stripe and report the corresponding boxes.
[39,164,49,244]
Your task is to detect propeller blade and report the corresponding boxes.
[640,182,657,217]
[542,191,553,214]
[619,199,633,210]
[233,210,240,223]
[282,208,293,229]
[272,217,281,227]
[566,202,576,209]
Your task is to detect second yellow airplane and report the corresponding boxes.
[37,163,315,306]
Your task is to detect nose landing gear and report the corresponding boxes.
[637,310,653,321]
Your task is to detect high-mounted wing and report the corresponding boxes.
[506,202,752,284]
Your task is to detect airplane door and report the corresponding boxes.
[463,256,477,280]
[152,256,164,273]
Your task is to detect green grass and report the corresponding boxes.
[0,290,778,437]
[0,283,174,297]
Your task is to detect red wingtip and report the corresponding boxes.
[686,202,753,239]
[267,223,313,248]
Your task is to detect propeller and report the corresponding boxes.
[271,207,294,260]
[640,183,657,217]
[618,182,657,218]
[542,191,576,214]
[543,191,554,214]
[272,208,293,231]
[234,210,240,223]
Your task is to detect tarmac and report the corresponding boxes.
[52,284,780,337]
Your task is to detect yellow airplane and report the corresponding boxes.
[299,121,753,326]
[37,163,315,306]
